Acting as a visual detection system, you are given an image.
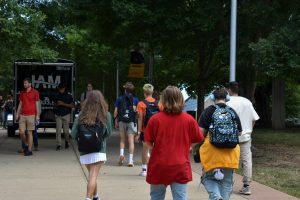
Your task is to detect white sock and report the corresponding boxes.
[120,149,124,156]
[142,164,147,170]
[85,198,92,200]
[129,154,133,162]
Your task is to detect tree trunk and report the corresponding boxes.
[272,77,286,129]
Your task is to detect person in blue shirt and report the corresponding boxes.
[114,82,139,167]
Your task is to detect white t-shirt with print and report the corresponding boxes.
[227,96,259,135]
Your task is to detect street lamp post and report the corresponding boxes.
[230,0,237,82]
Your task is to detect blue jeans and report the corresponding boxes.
[150,182,187,200]
[3,111,10,129]
[201,169,234,200]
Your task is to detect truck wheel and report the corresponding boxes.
[7,126,15,137]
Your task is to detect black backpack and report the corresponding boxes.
[118,95,136,123]
[5,101,13,113]
[77,120,104,153]
[143,100,160,127]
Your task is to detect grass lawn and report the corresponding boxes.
[242,128,300,198]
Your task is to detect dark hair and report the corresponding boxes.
[57,83,66,89]
[213,87,228,100]
[23,78,31,83]
[161,86,184,114]
[86,83,93,87]
[123,81,135,93]
[227,81,239,94]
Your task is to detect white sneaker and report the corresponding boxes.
[239,185,251,195]
[139,169,147,177]
[128,160,134,167]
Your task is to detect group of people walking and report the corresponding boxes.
[13,77,259,200]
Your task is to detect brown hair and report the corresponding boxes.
[161,86,184,114]
[79,90,108,126]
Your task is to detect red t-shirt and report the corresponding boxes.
[19,88,40,116]
[144,112,204,185]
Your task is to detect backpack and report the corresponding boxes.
[209,105,239,148]
[5,101,13,113]
[143,100,160,127]
[77,120,105,153]
[118,95,136,123]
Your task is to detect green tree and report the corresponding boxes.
[0,0,57,93]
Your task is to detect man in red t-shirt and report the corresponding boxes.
[135,84,162,177]
[16,78,40,156]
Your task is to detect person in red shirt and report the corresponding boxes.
[144,86,204,200]
[16,78,40,156]
[135,84,162,177]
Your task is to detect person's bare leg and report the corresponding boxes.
[128,134,135,166]
[128,134,134,155]
[119,132,126,151]
[27,130,33,151]
[142,142,148,165]
[119,132,126,165]
[19,129,26,145]
[86,162,102,199]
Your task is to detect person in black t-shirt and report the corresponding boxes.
[54,83,74,151]
[199,86,242,200]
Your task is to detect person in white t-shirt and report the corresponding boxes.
[226,81,259,195]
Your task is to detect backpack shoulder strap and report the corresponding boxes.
[142,99,149,107]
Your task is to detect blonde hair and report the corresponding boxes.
[161,86,184,114]
[143,84,154,95]
[79,90,108,126]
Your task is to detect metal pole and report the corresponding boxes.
[230,0,237,82]
[116,61,119,98]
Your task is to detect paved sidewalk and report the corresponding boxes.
[0,130,87,200]
[0,129,298,200]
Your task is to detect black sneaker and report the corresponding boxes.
[24,151,33,156]
[93,197,99,200]
[65,141,69,149]
[56,145,61,151]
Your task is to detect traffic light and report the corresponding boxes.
[130,51,144,64]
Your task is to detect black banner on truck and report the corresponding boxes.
[14,61,75,126]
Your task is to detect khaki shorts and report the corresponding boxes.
[119,122,137,135]
[19,115,35,131]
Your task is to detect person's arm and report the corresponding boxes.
[200,127,207,137]
[57,101,74,108]
[114,107,119,129]
[35,101,40,120]
[16,101,22,121]
[71,115,79,140]
[1,101,5,109]
[104,112,113,138]
[135,111,143,142]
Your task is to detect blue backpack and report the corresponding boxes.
[209,105,239,148]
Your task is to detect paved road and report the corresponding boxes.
[0,129,298,200]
